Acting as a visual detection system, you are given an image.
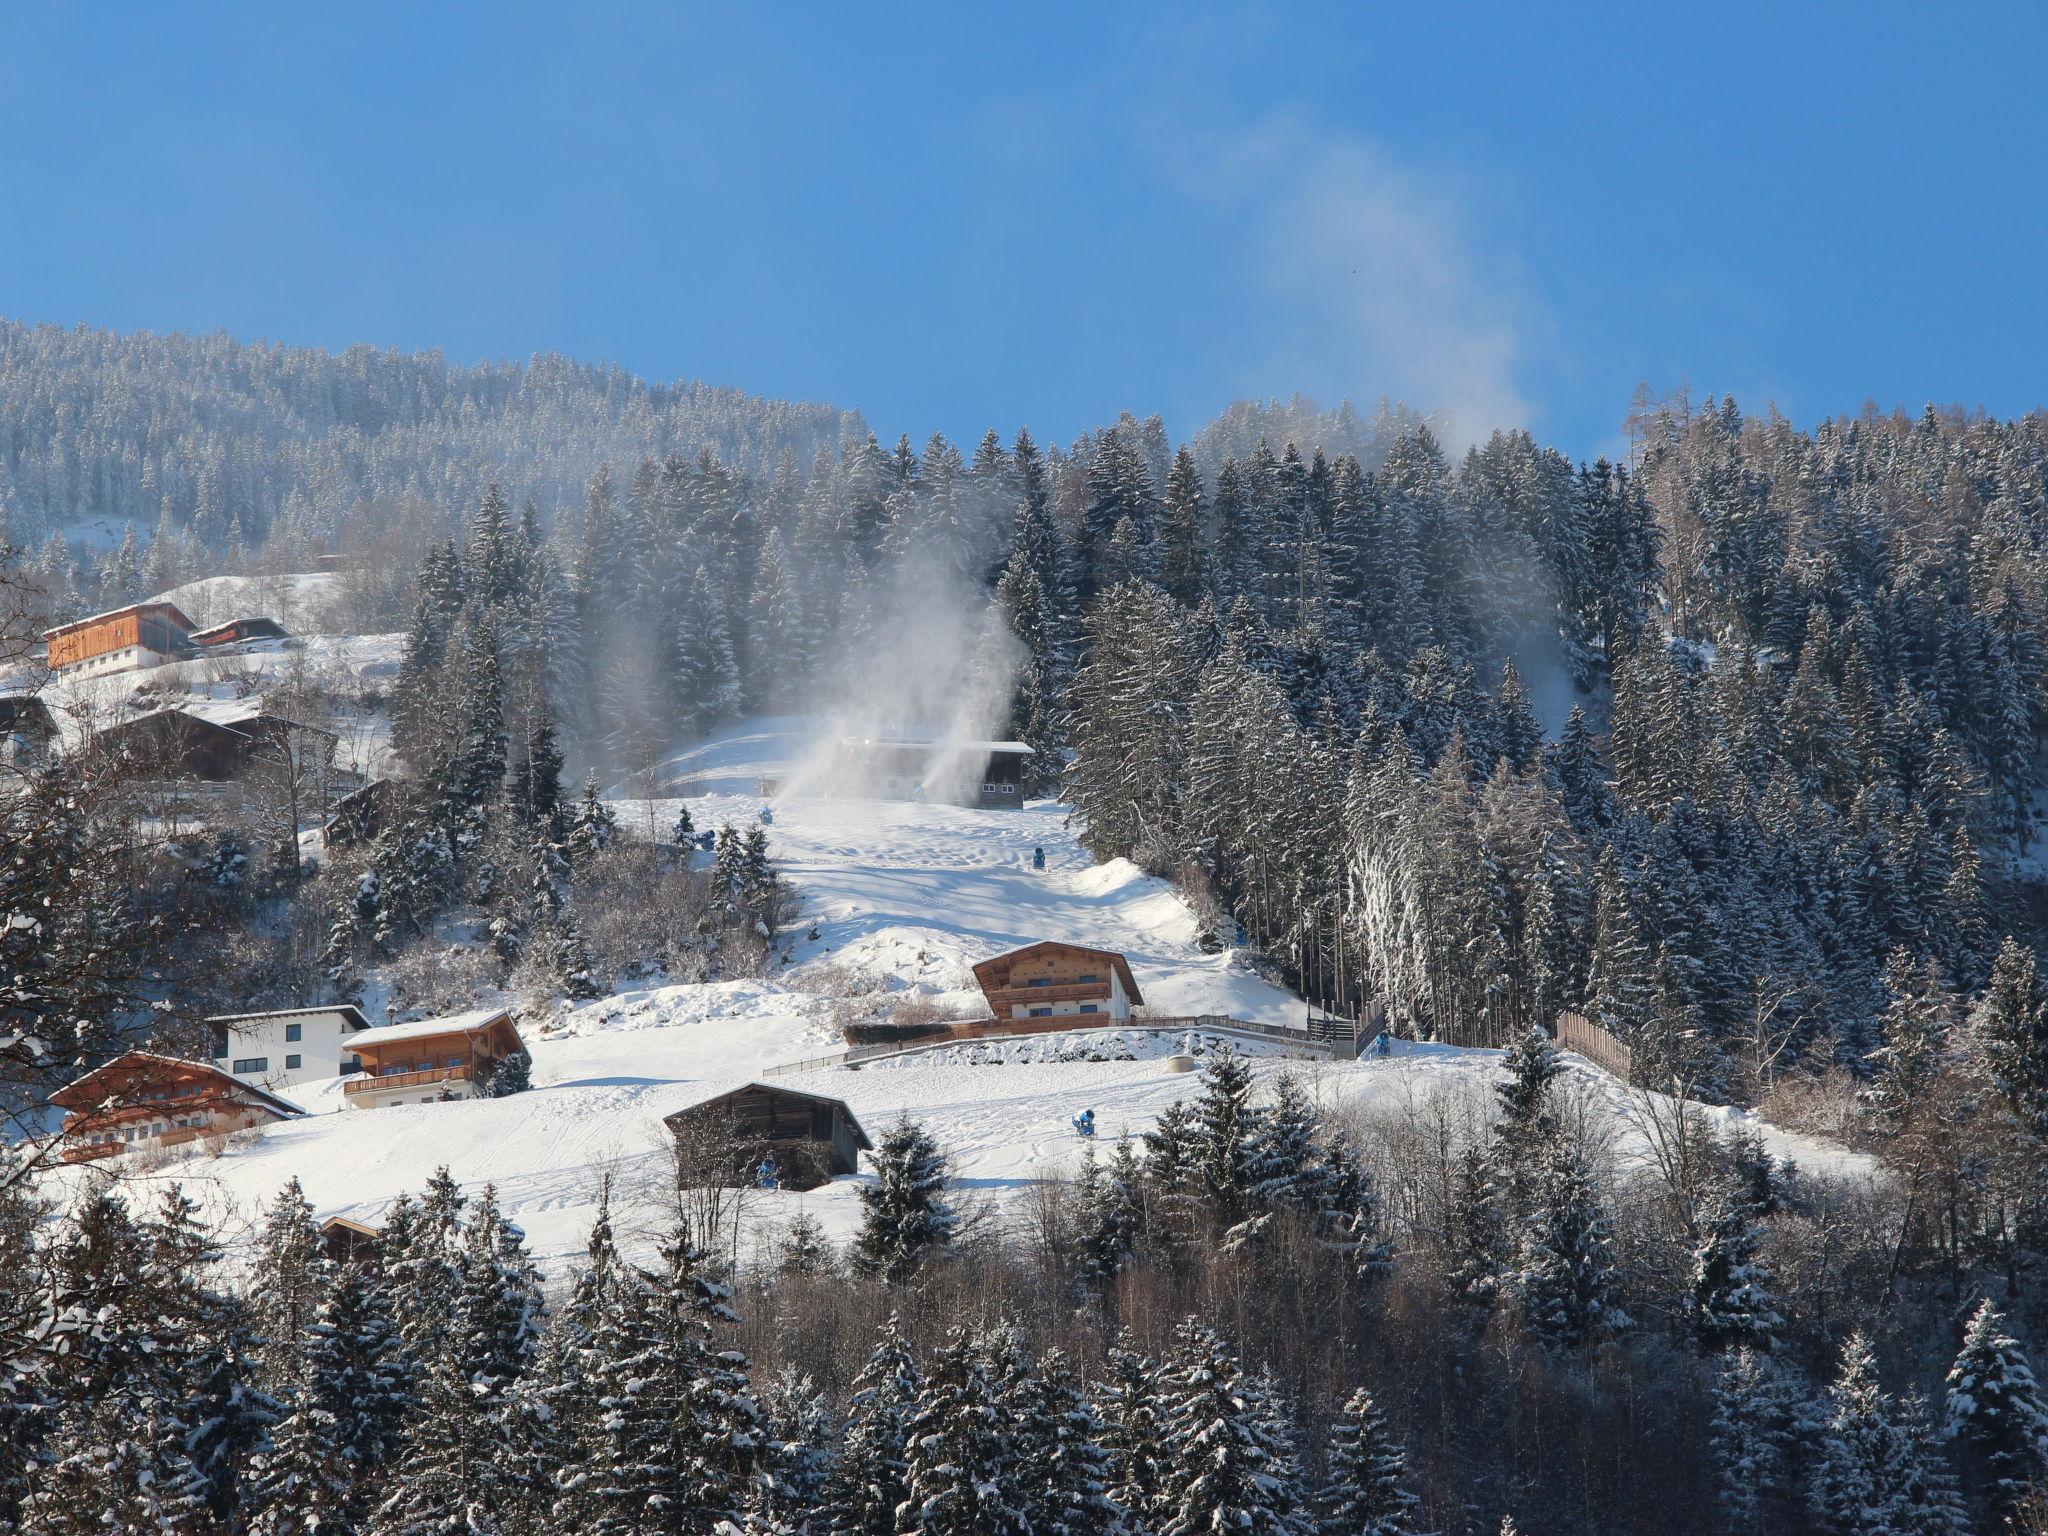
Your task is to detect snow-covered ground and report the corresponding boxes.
[49,716,1877,1285]
[153,572,351,635]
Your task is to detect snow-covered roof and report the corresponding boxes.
[347,1007,515,1051]
[839,737,1034,756]
[208,1003,371,1031]
[42,600,195,640]
[51,1051,303,1119]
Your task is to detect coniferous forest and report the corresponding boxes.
[7,326,2048,1531]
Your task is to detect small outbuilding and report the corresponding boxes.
[663,1082,872,1191]
[320,1216,383,1267]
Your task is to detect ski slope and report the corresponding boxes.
[51,718,1875,1285]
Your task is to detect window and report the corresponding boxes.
[285,1023,302,1043]
[382,1064,402,1076]
[285,1054,301,1070]
[1027,977,1051,987]
[1079,1003,1099,1014]
[343,1055,361,1073]
[1076,974,1099,984]
[1029,1006,1053,1018]
[448,1057,463,1068]
[233,1057,268,1074]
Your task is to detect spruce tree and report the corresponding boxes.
[1318,1386,1425,1536]
[831,1315,922,1536]
[898,1327,1027,1536]
[1154,1320,1300,1536]
[1945,1298,2048,1514]
[849,1117,955,1283]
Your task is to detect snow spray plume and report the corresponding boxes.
[779,547,1024,806]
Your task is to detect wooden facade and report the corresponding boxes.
[43,602,195,673]
[343,1009,526,1109]
[52,1052,300,1164]
[972,941,1143,1022]
[93,706,337,783]
[664,1083,872,1191]
[321,1216,383,1266]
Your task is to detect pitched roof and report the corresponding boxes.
[662,1079,873,1150]
[207,1003,371,1032]
[42,601,196,641]
[346,1007,517,1051]
[970,941,1145,1006]
[51,1051,303,1119]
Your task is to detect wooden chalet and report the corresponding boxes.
[343,1008,526,1110]
[663,1082,872,1191]
[972,941,1144,1023]
[92,701,337,783]
[321,1216,383,1266]
[43,601,196,676]
[324,778,394,849]
[52,1052,301,1164]
[189,616,290,649]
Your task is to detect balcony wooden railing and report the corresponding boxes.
[344,1064,477,1097]
[60,1123,221,1164]
[986,981,1114,1009]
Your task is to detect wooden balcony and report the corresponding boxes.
[61,1123,219,1164]
[987,981,1114,1010]
[344,1064,478,1098]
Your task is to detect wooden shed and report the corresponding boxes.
[663,1082,872,1191]
[321,1216,383,1267]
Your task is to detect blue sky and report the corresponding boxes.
[1,3,2043,459]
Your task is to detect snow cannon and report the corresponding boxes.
[1072,1109,1096,1138]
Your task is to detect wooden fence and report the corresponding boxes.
[1553,1010,1634,1081]
[765,1013,1347,1077]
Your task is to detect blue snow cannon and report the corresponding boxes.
[1032,846,1046,871]
[1072,1108,1096,1139]
[756,1155,780,1190]
[759,804,774,825]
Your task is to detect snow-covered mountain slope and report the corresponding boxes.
[54,717,1875,1285]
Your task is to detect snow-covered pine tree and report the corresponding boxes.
[1094,1330,1165,1526]
[1012,1347,1119,1536]
[1153,1319,1301,1536]
[897,1326,1028,1536]
[575,1223,762,1535]
[1507,1135,1623,1348]
[1074,1136,1145,1284]
[564,770,619,868]
[758,1365,835,1531]
[1318,1386,1426,1536]
[830,1314,922,1536]
[848,1117,955,1283]
[1944,1297,2048,1516]
[1687,1175,1782,1353]
[1709,1346,1794,1534]
[1974,936,2048,1139]
[249,1176,332,1391]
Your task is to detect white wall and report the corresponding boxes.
[214,1009,365,1090]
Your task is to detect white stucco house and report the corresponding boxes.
[210,1004,372,1091]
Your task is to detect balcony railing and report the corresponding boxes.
[986,982,1114,1008]
[60,1122,222,1164]
[343,1064,477,1097]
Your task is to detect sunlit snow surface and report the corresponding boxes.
[52,717,1875,1285]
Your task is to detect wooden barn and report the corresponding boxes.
[972,940,1143,1023]
[92,701,337,784]
[321,1216,383,1266]
[43,601,196,676]
[52,1052,301,1164]
[664,1082,871,1191]
[189,616,291,649]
